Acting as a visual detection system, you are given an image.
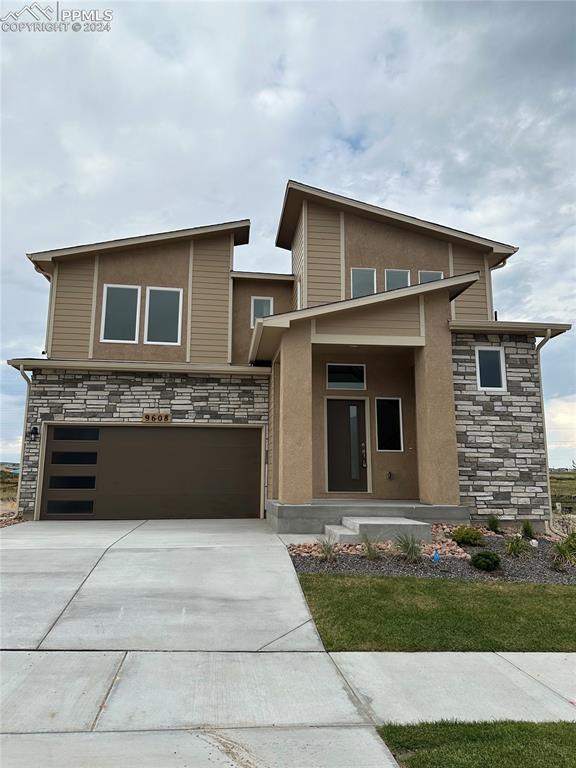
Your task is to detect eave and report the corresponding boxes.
[7,359,270,376]
[449,321,571,338]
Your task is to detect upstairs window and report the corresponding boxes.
[476,347,507,392]
[326,363,366,390]
[145,287,182,345]
[385,269,410,291]
[419,270,444,284]
[351,268,376,298]
[101,285,140,343]
[251,296,274,328]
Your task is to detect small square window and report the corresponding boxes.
[145,288,182,345]
[327,364,366,390]
[476,347,507,391]
[376,398,403,451]
[251,297,274,328]
[419,270,444,284]
[101,285,140,343]
[385,269,410,291]
[351,268,376,299]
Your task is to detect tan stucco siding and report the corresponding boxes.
[291,205,305,309]
[314,296,421,337]
[190,235,231,364]
[268,359,281,500]
[452,246,490,321]
[231,279,292,364]
[50,256,95,359]
[307,203,341,306]
[92,241,190,362]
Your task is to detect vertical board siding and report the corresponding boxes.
[50,257,95,358]
[291,207,304,309]
[190,235,231,363]
[453,246,490,321]
[307,203,341,306]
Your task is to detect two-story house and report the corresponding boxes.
[9,181,570,538]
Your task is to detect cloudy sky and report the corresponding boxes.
[1,0,575,465]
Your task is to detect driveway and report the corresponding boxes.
[0,520,397,767]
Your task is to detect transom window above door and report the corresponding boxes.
[145,287,182,345]
[101,285,140,343]
[326,363,366,390]
[419,270,443,284]
[251,297,274,328]
[385,269,410,291]
[351,268,376,298]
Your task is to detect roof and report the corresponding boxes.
[28,220,251,276]
[275,180,518,258]
[7,359,270,376]
[449,320,571,338]
[249,272,480,362]
[231,271,294,282]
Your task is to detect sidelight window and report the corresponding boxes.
[375,398,403,452]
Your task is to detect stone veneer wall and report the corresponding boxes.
[452,333,550,521]
[19,370,269,517]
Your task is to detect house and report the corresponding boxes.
[8,181,570,536]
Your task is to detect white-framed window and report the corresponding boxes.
[475,346,507,392]
[144,287,183,345]
[419,270,444,284]
[375,397,403,452]
[326,363,366,390]
[100,284,140,344]
[385,269,410,291]
[351,268,376,299]
[251,296,274,328]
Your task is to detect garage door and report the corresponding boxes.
[40,425,262,520]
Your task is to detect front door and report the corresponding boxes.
[326,399,368,492]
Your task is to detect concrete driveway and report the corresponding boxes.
[0,520,397,767]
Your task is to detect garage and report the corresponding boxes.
[39,424,263,520]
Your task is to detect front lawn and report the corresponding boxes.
[299,574,576,651]
[379,721,576,768]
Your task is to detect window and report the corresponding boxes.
[375,398,403,451]
[327,363,366,390]
[385,269,410,291]
[419,270,444,284]
[101,285,140,343]
[145,287,182,345]
[476,347,507,392]
[351,268,376,298]
[251,296,274,328]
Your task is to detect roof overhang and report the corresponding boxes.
[28,220,251,277]
[231,271,295,282]
[276,181,518,260]
[249,272,479,362]
[449,321,571,338]
[7,359,270,376]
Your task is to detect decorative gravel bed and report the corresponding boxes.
[289,525,576,586]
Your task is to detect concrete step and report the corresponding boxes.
[340,516,432,543]
[323,524,362,544]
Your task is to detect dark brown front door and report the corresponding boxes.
[326,399,368,492]
[40,425,262,520]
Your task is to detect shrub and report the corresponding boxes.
[395,533,422,563]
[471,551,501,572]
[361,533,380,561]
[317,533,337,562]
[506,535,530,557]
[451,526,485,546]
[551,532,576,572]
[521,520,535,540]
[487,515,501,534]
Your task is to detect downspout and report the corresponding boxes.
[535,330,554,530]
[14,365,31,518]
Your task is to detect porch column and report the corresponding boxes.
[277,319,313,503]
[414,293,460,505]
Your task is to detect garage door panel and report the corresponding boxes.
[41,425,262,520]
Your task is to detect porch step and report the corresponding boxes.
[324,516,432,544]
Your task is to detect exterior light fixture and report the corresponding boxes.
[30,426,39,442]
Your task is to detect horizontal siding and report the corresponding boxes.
[50,257,94,359]
[315,297,420,337]
[291,207,304,309]
[190,235,230,364]
[453,248,490,321]
[307,203,341,306]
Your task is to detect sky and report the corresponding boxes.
[1,0,575,466]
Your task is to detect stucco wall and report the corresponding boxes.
[452,333,550,520]
[231,278,292,364]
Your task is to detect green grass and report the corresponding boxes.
[551,471,576,508]
[299,574,576,651]
[379,721,576,768]
[0,470,18,502]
